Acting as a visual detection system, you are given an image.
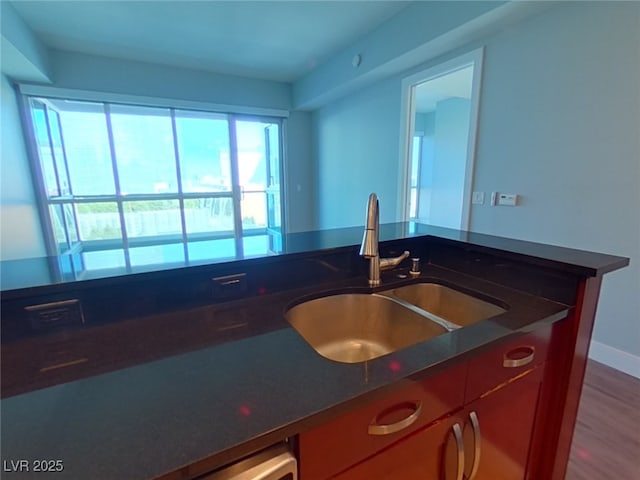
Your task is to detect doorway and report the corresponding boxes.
[400,49,483,229]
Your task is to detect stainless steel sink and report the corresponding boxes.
[285,293,449,364]
[380,283,506,328]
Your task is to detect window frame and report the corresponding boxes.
[19,89,287,278]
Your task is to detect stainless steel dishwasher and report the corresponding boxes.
[199,443,297,480]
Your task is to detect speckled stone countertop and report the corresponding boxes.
[1,264,571,479]
[1,222,627,295]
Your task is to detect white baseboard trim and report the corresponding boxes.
[589,340,640,379]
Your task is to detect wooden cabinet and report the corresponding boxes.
[330,367,543,480]
[465,327,551,403]
[462,366,543,480]
[299,325,553,480]
[298,362,467,479]
[334,414,465,480]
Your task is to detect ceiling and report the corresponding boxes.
[9,0,412,83]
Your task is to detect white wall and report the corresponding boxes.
[470,2,640,370]
[421,97,470,228]
[0,74,46,260]
[311,76,401,229]
[48,50,291,112]
[416,112,435,219]
[285,110,316,232]
[309,1,639,374]
[0,1,51,82]
[414,112,434,136]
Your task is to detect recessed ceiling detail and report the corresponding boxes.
[9,1,410,82]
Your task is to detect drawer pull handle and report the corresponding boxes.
[503,345,536,368]
[367,401,422,435]
[467,411,481,480]
[446,422,465,480]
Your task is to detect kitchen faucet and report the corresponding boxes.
[359,193,410,286]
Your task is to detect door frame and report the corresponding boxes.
[397,47,484,230]
[230,114,286,229]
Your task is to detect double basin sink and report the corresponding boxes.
[285,283,507,364]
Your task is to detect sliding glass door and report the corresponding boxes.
[234,119,283,256]
[25,97,284,277]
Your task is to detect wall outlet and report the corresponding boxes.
[212,273,248,299]
[25,299,84,331]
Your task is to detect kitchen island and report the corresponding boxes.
[0,224,629,479]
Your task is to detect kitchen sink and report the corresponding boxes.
[285,293,449,363]
[379,283,507,327]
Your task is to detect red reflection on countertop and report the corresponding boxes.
[389,360,402,373]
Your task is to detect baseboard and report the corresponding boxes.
[589,340,640,379]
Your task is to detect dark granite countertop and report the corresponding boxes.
[0,264,571,479]
[1,222,628,295]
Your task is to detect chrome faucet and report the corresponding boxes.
[359,193,410,286]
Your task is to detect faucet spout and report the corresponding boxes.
[359,193,409,286]
[360,193,379,258]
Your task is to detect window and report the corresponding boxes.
[24,96,284,277]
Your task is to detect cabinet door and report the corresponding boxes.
[334,414,465,480]
[299,363,466,479]
[462,366,543,480]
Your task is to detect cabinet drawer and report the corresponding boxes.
[465,324,552,402]
[299,361,466,480]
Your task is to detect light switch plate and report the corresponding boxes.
[472,192,485,205]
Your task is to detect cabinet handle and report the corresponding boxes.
[503,345,536,368]
[449,422,465,480]
[466,411,481,480]
[367,401,422,435]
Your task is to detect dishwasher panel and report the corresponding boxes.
[200,444,297,480]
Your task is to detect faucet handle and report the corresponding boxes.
[379,250,410,271]
[410,257,421,276]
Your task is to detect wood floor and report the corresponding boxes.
[566,360,640,480]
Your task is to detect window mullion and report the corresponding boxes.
[228,115,244,258]
[53,110,74,196]
[42,105,63,198]
[54,110,83,248]
[104,103,131,268]
[42,105,74,253]
[277,118,287,236]
[170,108,189,263]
